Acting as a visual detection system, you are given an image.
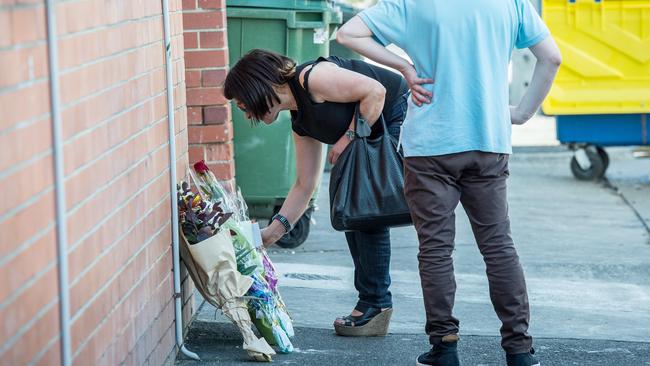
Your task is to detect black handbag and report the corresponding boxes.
[329,105,412,231]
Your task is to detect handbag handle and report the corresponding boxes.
[353,103,387,138]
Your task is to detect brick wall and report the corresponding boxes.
[0,1,193,365]
[182,0,235,189]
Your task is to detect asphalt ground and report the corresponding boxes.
[178,145,650,366]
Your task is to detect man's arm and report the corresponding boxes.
[511,36,562,124]
[337,16,433,107]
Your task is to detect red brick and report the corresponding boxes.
[57,17,163,70]
[60,77,165,141]
[65,124,169,245]
[63,120,167,211]
[198,0,224,9]
[35,338,60,366]
[188,124,231,144]
[203,104,229,124]
[3,305,59,366]
[186,87,227,106]
[204,142,233,162]
[0,44,48,88]
[55,0,163,35]
[0,228,55,305]
[201,69,226,87]
[148,321,175,366]
[0,266,58,345]
[0,117,52,172]
[11,5,46,44]
[0,11,11,48]
[66,181,169,292]
[207,161,235,180]
[182,0,196,10]
[188,145,205,163]
[178,107,190,131]
[199,31,225,49]
[0,192,55,260]
[68,203,145,313]
[59,42,164,104]
[184,49,226,69]
[185,70,201,87]
[69,224,171,354]
[174,85,188,112]
[187,106,203,125]
[0,3,190,365]
[182,11,225,30]
[183,31,198,49]
[0,81,50,131]
[0,155,53,213]
[62,95,159,176]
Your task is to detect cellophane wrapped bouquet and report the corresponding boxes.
[190,160,295,353]
[177,181,275,361]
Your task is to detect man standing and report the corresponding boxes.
[337,1,561,365]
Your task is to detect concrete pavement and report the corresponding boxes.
[178,322,650,366]
[177,145,650,365]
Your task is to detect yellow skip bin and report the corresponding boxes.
[541,0,650,115]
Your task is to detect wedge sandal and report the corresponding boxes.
[333,307,392,337]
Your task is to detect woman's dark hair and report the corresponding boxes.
[224,49,296,121]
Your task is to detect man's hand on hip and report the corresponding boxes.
[398,63,434,107]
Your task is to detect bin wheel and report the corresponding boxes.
[570,146,606,181]
[275,207,313,249]
[596,146,610,171]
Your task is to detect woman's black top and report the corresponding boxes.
[288,56,408,145]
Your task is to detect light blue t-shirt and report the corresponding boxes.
[359,0,550,157]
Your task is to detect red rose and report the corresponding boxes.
[194,160,210,174]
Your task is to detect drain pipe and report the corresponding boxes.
[161,0,200,361]
[45,1,72,365]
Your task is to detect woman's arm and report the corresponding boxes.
[304,61,386,164]
[336,16,433,107]
[305,61,386,126]
[261,133,323,247]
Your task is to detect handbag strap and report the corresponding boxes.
[353,103,387,138]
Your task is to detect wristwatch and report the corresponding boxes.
[271,213,292,234]
[345,129,356,140]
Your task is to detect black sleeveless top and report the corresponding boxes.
[288,56,408,144]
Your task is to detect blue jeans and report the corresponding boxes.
[344,92,408,311]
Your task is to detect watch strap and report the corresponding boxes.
[272,213,292,234]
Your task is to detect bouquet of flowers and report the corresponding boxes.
[190,160,295,353]
[177,182,276,361]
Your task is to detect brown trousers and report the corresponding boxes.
[403,151,532,354]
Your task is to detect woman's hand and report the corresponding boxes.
[260,133,322,248]
[398,63,434,107]
[261,223,286,248]
[328,134,352,166]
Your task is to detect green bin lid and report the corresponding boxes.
[226,0,334,11]
[227,6,342,28]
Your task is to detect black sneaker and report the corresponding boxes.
[415,335,460,366]
[506,348,540,366]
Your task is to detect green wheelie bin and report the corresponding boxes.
[227,1,342,248]
[329,1,362,61]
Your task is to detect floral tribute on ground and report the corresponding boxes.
[177,161,294,361]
